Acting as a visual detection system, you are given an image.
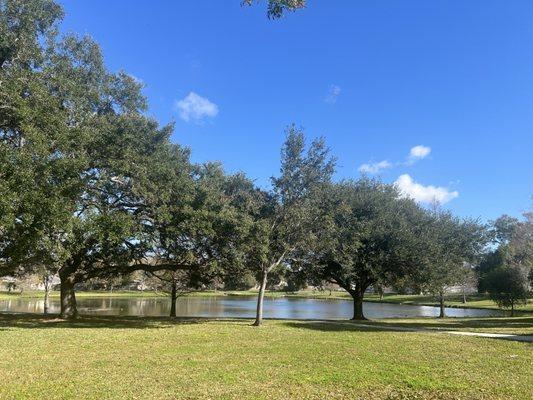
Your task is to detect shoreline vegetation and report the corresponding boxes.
[1,289,531,313]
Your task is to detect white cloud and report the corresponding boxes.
[325,84,341,104]
[358,160,392,174]
[408,145,431,164]
[394,174,459,205]
[174,92,218,122]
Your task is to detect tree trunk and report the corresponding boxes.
[351,289,366,320]
[253,267,268,326]
[462,288,467,304]
[43,275,51,315]
[59,273,78,319]
[170,280,177,318]
[510,303,515,317]
[377,284,384,301]
[438,293,446,318]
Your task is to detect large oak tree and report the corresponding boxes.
[313,179,425,320]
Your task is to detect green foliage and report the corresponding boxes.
[223,271,256,291]
[0,0,79,276]
[242,0,306,19]
[246,126,335,276]
[485,265,529,314]
[415,209,488,301]
[479,212,532,295]
[2,0,524,325]
[477,246,507,292]
[507,212,532,270]
[491,214,520,244]
[312,178,425,318]
[0,0,180,319]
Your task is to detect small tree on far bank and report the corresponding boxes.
[485,266,529,316]
[143,270,200,318]
[416,209,488,318]
[458,263,478,304]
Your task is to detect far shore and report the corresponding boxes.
[1,289,531,313]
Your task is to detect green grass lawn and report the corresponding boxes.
[369,316,533,336]
[0,314,531,400]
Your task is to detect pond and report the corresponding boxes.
[0,295,505,319]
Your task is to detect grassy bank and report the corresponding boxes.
[2,289,531,313]
[0,314,531,400]
[370,316,533,336]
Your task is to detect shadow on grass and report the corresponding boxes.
[281,320,388,333]
[0,312,227,330]
[2,312,531,336]
[281,317,533,334]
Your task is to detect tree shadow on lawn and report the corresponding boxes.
[0,312,230,330]
[281,317,533,334]
[280,320,392,333]
[371,317,533,331]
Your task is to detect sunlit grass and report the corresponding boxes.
[0,314,531,400]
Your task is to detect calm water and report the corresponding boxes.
[0,295,504,319]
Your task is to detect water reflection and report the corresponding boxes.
[0,295,505,319]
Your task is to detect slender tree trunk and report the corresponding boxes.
[170,280,177,318]
[376,284,384,301]
[438,293,446,318]
[59,273,78,319]
[510,303,514,317]
[253,267,268,326]
[462,287,467,304]
[43,275,51,315]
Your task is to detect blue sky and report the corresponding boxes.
[58,0,532,221]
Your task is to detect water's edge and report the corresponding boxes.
[0,296,505,319]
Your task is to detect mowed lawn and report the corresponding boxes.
[0,315,531,400]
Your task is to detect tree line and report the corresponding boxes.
[1,0,531,324]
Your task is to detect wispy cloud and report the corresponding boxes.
[325,84,341,104]
[394,174,458,204]
[358,160,392,174]
[407,145,431,164]
[174,92,219,123]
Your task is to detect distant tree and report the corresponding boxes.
[477,247,507,293]
[224,270,256,291]
[373,282,385,301]
[144,270,198,318]
[283,262,309,293]
[417,209,488,318]
[492,214,520,244]
[242,0,305,19]
[458,263,477,303]
[507,212,532,271]
[479,212,532,294]
[312,179,425,320]
[485,266,529,316]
